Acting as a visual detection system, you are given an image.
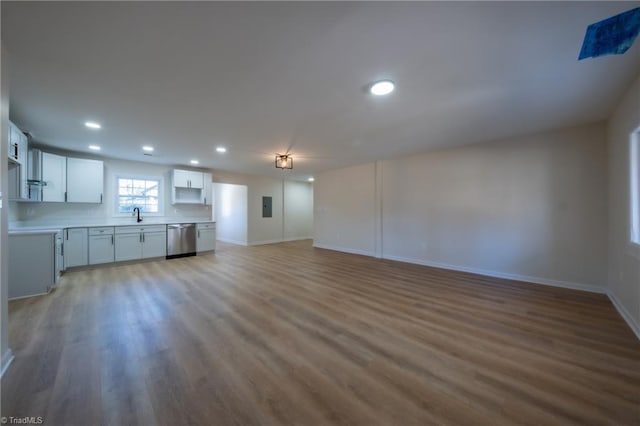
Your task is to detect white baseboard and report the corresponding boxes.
[383,254,606,294]
[216,238,248,246]
[249,237,312,246]
[1,349,14,378]
[312,243,375,257]
[607,290,640,340]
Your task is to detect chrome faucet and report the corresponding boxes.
[133,207,143,223]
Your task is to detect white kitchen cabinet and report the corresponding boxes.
[9,232,56,299]
[196,222,216,252]
[64,227,88,268]
[89,227,114,265]
[66,157,104,203]
[115,225,166,261]
[203,172,212,206]
[172,169,203,189]
[42,152,67,202]
[115,233,142,262]
[142,230,167,258]
[8,121,26,164]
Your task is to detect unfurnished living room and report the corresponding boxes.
[0,2,639,425]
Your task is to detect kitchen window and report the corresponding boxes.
[115,176,163,215]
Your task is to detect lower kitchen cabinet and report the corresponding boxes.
[64,227,88,268]
[196,222,216,252]
[115,225,167,261]
[9,232,56,299]
[89,227,114,265]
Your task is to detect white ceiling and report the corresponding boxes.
[3,2,639,181]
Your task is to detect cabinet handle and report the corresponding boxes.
[64,192,67,202]
[143,233,145,243]
[66,229,68,240]
[111,235,114,245]
[139,233,142,243]
[100,193,103,203]
[61,243,64,256]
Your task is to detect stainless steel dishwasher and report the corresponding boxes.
[166,223,197,259]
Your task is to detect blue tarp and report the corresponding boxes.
[579,7,640,60]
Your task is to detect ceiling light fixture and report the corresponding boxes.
[370,80,395,96]
[308,177,315,182]
[142,146,154,152]
[190,160,199,165]
[275,154,293,170]
[216,147,227,153]
[85,121,101,129]
[88,145,101,151]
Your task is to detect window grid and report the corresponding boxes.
[117,177,160,214]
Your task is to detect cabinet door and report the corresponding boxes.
[115,233,142,261]
[142,232,166,259]
[197,228,216,252]
[64,228,88,268]
[203,172,212,205]
[173,170,191,188]
[188,171,203,189]
[42,152,67,202]
[89,235,115,265]
[67,157,104,203]
[8,122,20,162]
[18,133,29,199]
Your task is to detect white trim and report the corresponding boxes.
[8,291,49,301]
[248,237,312,246]
[383,254,606,294]
[215,237,248,246]
[607,290,640,340]
[1,349,14,378]
[312,243,375,257]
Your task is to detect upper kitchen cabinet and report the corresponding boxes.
[42,152,67,202]
[173,169,203,189]
[203,172,212,206]
[8,121,27,164]
[171,169,206,204]
[67,157,104,203]
[7,121,29,200]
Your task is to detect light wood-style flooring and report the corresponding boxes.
[2,240,639,425]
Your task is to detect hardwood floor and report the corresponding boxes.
[2,240,639,425]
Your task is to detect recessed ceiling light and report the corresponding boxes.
[190,160,199,165]
[308,177,315,182]
[216,147,227,153]
[89,145,101,151]
[85,121,101,129]
[370,80,395,96]
[142,146,154,152]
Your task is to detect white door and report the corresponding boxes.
[67,157,104,203]
[89,235,114,265]
[115,233,142,261]
[64,228,88,268]
[142,232,167,259]
[42,152,67,202]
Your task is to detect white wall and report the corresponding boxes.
[607,72,640,338]
[11,155,211,224]
[1,42,13,377]
[214,183,248,245]
[214,170,313,245]
[314,122,608,291]
[284,180,313,241]
[314,163,376,256]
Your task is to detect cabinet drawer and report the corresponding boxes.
[89,227,114,236]
[197,222,216,230]
[116,225,167,234]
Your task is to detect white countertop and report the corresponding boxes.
[9,217,215,234]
